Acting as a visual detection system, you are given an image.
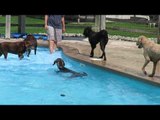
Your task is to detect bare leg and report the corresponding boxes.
[49,40,56,54]
[47,26,57,54]
[54,40,58,50]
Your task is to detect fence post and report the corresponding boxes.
[100,15,106,30]
[95,15,100,32]
[18,15,26,33]
[5,15,11,39]
[77,15,80,23]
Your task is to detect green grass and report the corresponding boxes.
[108,29,157,38]
[65,22,94,33]
[106,20,158,38]
[107,21,147,29]
[0,16,18,23]
[0,27,18,33]
[0,16,44,24]
[106,21,158,33]
[66,21,158,38]
[0,26,46,34]
[25,27,46,34]
[0,16,159,38]
[66,26,86,33]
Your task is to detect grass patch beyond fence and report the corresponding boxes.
[0,16,159,38]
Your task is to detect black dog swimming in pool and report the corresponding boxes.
[53,58,87,78]
[83,26,109,61]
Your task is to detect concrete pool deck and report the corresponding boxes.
[58,39,160,86]
[0,38,160,85]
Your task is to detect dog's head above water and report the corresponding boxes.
[24,34,37,49]
[53,58,88,78]
[53,58,65,69]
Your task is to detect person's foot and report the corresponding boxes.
[50,48,55,54]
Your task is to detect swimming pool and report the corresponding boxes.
[0,47,160,105]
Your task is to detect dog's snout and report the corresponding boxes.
[136,42,139,46]
[136,40,141,46]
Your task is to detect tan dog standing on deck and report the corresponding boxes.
[136,35,160,77]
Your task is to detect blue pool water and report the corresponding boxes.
[1,47,160,105]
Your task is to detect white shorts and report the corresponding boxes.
[47,26,62,42]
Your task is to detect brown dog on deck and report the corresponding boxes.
[136,35,160,77]
[23,34,37,57]
[0,41,30,60]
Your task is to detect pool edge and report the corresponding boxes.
[59,44,160,87]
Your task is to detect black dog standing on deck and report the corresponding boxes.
[53,58,87,78]
[83,27,109,61]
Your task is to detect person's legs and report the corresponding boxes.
[47,26,56,54]
[49,40,55,53]
[55,28,62,49]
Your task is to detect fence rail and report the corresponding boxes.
[0,23,44,27]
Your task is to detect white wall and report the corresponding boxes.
[106,15,150,20]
